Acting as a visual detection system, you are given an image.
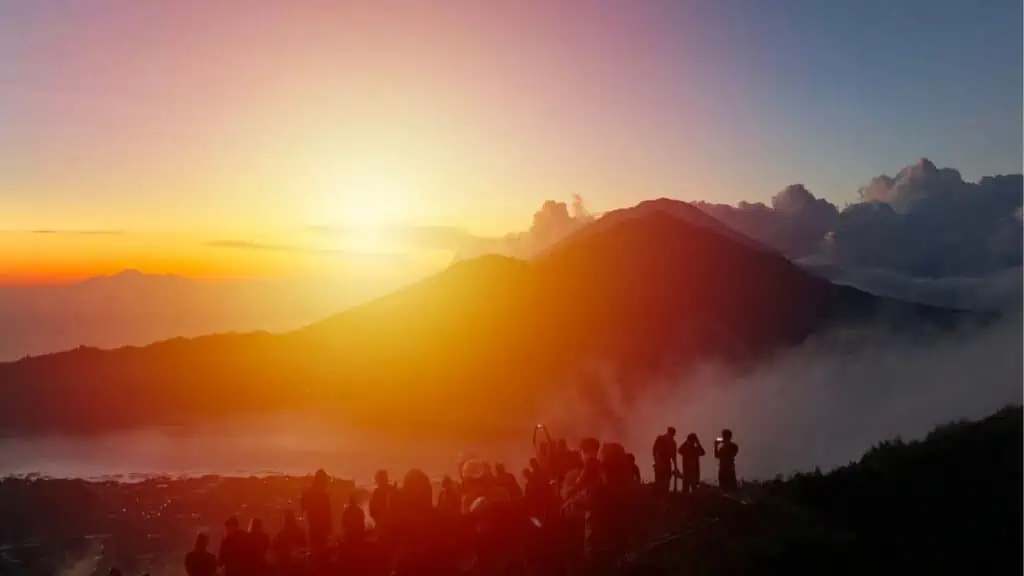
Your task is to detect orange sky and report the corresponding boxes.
[0,230,450,285]
[2,1,1019,284]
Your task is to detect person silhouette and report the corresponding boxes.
[184,532,217,576]
[714,429,740,493]
[437,475,462,516]
[271,509,307,568]
[652,427,678,496]
[678,433,706,495]
[301,469,333,558]
[494,463,523,501]
[218,516,249,576]
[627,453,642,484]
[247,518,270,575]
[342,494,366,543]
[370,469,398,534]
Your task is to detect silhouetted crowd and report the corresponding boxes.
[111,427,740,576]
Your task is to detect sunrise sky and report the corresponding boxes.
[1,0,1020,283]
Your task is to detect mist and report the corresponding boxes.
[548,309,1022,482]
[0,413,527,485]
[2,312,1019,486]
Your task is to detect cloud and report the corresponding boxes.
[203,240,411,264]
[798,259,1023,312]
[441,159,1019,282]
[309,196,598,264]
[452,194,597,262]
[694,185,839,259]
[696,158,1022,278]
[539,309,1022,481]
[307,224,481,252]
[30,229,127,235]
[204,240,342,254]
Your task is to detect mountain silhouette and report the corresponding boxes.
[542,197,778,257]
[0,271,393,362]
[0,200,962,439]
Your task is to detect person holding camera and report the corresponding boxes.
[713,429,739,493]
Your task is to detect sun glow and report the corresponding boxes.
[328,159,418,253]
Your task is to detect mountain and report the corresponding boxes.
[0,271,392,362]
[0,200,962,439]
[542,197,778,257]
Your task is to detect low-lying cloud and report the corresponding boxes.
[540,308,1022,482]
[6,308,1019,486]
[799,259,1023,312]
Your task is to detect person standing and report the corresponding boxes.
[218,517,249,576]
[271,510,307,570]
[301,469,333,561]
[342,494,366,544]
[678,433,706,495]
[714,429,740,493]
[247,518,270,575]
[651,427,678,496]
[184,533,217,576]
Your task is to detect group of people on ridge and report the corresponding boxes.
[652,427,739,497]
[168,426,742,576]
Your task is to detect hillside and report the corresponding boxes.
[623,406,1023,576]
[0,406,1017,576]
[0,200,963,438]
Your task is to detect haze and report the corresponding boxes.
[0,0,1020,484]
[4,304,1018,483]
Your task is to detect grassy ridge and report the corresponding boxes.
[629,406,1023,575]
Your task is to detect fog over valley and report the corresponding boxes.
[4,302,1017,484]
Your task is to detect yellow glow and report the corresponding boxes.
[319,150,423,253]
[332,151,416,222]
[347,224,391,254]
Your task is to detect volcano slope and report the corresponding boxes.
[0,200,964,439]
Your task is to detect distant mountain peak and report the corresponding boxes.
[78,268,186,287]
[541,196,777,258]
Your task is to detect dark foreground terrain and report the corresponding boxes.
[0,406,1020,575]
[624,405,1023,576]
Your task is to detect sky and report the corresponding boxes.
[0,0,1021,283]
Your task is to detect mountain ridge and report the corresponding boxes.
[0,200,969,439]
